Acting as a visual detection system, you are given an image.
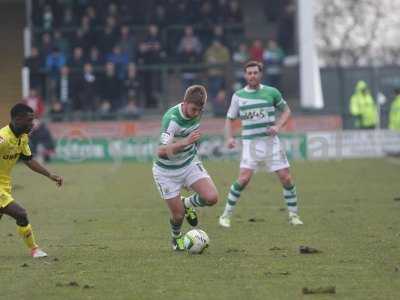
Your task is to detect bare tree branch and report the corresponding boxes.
[315,0,400,66]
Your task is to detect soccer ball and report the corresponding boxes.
[183,229,210,254]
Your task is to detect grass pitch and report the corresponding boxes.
[1,159,399,300]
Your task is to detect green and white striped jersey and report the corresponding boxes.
[155,103,200,169]
[227,84,287,139]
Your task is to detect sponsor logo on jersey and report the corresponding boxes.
[242,109,266,120]
[2,153,19,160]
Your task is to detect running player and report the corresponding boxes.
[152,85,218,250]
[0,103,63,258]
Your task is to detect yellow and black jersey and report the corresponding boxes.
[0,125,31,189]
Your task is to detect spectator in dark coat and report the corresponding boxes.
[99,62,122,111]
[138,24,165,107]
[24,46,44,90]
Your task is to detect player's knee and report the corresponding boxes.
[238,175,251,187]
[281,174,292,187]
[203,191,218,206]
[15,208,29,226]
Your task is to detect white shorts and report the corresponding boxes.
[240,136,289,172]
[152,160,210,200]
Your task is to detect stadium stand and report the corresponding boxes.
[23,0,298,121]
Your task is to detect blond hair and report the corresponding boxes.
[183,85,207,106]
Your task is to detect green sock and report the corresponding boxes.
[283,185,298,213]
[222,181,244,217]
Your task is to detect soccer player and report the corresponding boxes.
[152,85,218,251]
[218,61,303,228]
[0,103,63,258]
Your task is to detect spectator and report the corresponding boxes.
[98,100,112,119]
[138,24,164,64]
[349,81,378,129]
[177,26,202,57]
[120,92,141,119]
[80,15,96,51]
[232,42,249,89]
[204,39,230,111]
[42,5,54,31]
[118,25,136,62]
[60,8,78,28]
[24,46,43,90]
[263,39,285,90]
[106,45,129,79]
[58,66,71,111]
[99,62,122,111]
[138,24,164,107]
[149,4,168,28]
[23,88,45,119]
[98,17,118,55]
[46,47,66,80]
[87,46,104,67]
[199,1,216,26]
[122,63,141,106]
[69,47,85,70]
[216,0,229,23]
[40,32,53,59]
[86,5,100,27]
[74,63,99,112]
[226,0,243,23]
[232,42,249,65]
[49,100,64,122]
[213,88,228,117]
[249,39,264,62]
[71,28,91,52]
[106,14,119,33]
[389,88,400,131]
[205,25,229,49]
[53,30,70,57]
[107,2,120,22]
[29,119,55,163]
[177,27,203,89]
[46,47,67,98]
[179,42,201,90]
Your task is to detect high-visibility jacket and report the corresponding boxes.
[389,95,400,130]
[349,81,378,128]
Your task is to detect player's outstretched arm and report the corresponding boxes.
[23,159,63,187]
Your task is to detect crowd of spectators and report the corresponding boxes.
[25,0,293,120]
[26,0,244,119]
